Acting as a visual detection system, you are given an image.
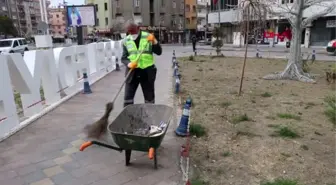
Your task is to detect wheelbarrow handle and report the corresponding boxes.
[79,141,123,152]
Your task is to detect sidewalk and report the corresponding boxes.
[0,51,182,185]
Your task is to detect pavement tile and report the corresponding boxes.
[69,166,92,178]
[62,147,78,155]
[29,178,54,185]
[16,164,38,176]
[36,160,57,170]
[70,139,86,147]
[43,166,64,177]
[0,170,18,181]
[22,170,47,184]
[60,160,82,172]
[0,177,25,185]
[50,172,75,185]
[53,156,73,165]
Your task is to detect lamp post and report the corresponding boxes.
[183,0,186,46]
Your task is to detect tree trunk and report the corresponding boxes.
[263,19,315,83]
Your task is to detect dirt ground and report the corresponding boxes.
[177,56,336,185]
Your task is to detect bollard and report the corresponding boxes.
[172,58,177,68]
[312,50,316,62]
[194,49,197,56]
[173,50,175,56]
[173,64,179,77]
[175,98,192,137]
[82,73,92,94]
[256,49,260,58]
[175,76,180,94]
[116,58,120,71]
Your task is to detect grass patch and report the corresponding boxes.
[272,126,299,138]
[261,178,298,185]
[220,101,232,108]
[236,131,260,137]
[222,151,231,157]
[261,92,272,97]
[190,179,208,185]
[324,96,336,125]
[277,113,301,121]
[231,114,250,124]
[189,123,206,137]
[266,116,276,120]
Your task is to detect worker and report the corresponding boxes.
[121,21,162,108]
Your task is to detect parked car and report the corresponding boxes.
[326,39,336,55]
[0,38,29,54]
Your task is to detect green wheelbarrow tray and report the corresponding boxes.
[80,104,174,169]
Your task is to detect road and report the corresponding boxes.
[29,43,335,61]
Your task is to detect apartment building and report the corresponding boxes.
[85,0,113,35]
[185,0,197,39]
[110,0,185,43]
[0,0,10,17]
[49,7,67,38]
[207,0,336,47]
[1,0,50,37]
[196,0,209,39]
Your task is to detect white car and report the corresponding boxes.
[326,39,336,56]
[0,38,29,54]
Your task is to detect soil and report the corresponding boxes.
[177,56,336,185]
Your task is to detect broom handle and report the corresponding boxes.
[111,42,150,103]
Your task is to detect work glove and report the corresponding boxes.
[147,34,158,45]
[127,62,137,69]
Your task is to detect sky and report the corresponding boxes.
[50,0,85,7]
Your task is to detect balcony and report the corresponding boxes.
[134,7,141,14]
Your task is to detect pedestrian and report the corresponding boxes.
[191,34,197,52]
[121,21,162,108]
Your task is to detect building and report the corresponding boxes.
[49,7,67,39]
[0,0,10,17]
[85,0,113,36]
[110,0,185,43]
[196,0,209,40]
[207,0,336,47]
[185,0,197,40]
[0,0,50,37]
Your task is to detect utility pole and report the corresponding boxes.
[183,0,186,46]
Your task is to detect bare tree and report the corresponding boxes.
[235,0,268,95]
[263,0,335,83]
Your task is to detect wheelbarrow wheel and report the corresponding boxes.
[125,150,132,166]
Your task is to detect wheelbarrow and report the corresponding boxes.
[79,104,173,169]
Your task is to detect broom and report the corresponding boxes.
[83,36,154,139]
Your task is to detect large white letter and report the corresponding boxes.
[0,55,20,138]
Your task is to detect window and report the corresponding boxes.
[58,26,61,29]
[161,0,165,7]
[18,40,23,45]
[59,31,62,34]
[56,14,59,18]
[105,17,108,25]
[95,4,98,11]
[192,5,196,12]
[104,2,108,10]
[281,0,294,4]
[186,18,190,24]
[181,2,184,9]
[2,6,7,11]
[13,40,18,47]
[116,0,120,7]
[186,5,190,12]
[96,18,99,26]
[134,0,140,7]
[172,1,176,8]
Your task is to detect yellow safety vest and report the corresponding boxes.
[124,31,154,69]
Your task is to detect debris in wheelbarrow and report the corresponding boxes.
[79,104,173,169]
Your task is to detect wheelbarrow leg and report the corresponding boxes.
[125,150,132,166]
[154,148,158,169]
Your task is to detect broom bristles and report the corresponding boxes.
[84,102,114,139]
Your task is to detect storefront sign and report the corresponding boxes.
[326,20,336,28]
[139,26,167,31]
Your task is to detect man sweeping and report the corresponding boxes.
[121,22,162,107]
[83,21,161,139]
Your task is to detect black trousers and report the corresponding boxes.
[123,65,157,107]
[192,42,196,52]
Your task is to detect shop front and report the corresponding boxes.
[168,30,184,43]
[310,16,336,46]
